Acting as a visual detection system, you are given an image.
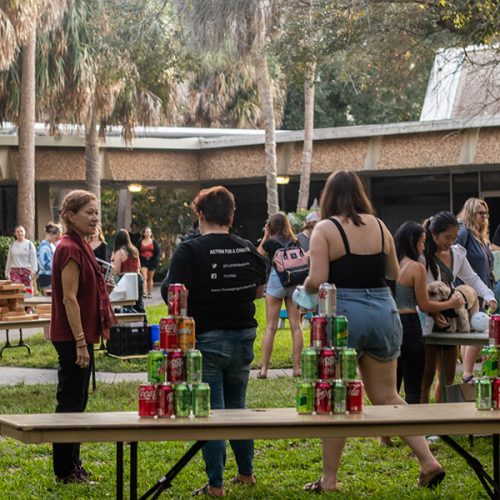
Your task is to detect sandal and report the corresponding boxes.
[418,467,446,488]
[193,484,223,497]
[304,479,323,492]
[256,372,267,379]
[462,374,475,384]
[229,474,256,486]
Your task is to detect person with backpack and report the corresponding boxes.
[257,213,304,379]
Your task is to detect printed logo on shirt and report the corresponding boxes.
[212,263,217,269]
[211,273,217,279]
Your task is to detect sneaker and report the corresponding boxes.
[148,293,153,299]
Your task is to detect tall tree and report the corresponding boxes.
[176,0,283,216]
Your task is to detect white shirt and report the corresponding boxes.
[5,240,38,275]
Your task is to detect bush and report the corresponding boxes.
[0,236,13,279]
[287,209,310,235]
[153,261,169,283]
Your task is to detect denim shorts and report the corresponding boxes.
[336,287,402,361]
[266,268,295,300]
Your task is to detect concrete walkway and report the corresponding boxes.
[0,366,293,385]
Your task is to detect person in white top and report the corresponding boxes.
[5,225,38,293]
[420,211,497,403]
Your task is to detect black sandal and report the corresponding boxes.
[304,479,323,492]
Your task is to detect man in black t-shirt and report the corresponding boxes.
[161,186,266,496]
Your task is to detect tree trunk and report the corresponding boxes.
[17,28,36,239]
[117,188,132,230]
[85,108,101,207]
[297,61,316,211]
[255,53,279,216]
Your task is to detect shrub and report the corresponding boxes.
[0,236,13,279]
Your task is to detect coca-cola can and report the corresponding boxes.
[166,349,185,383]
[310,316,328,348]
[138,383,157,418]
[160,316,179,349]
[489,315,500,346]
[347,380,363,413]
[493,378,500,410]
[318,283,337,317]
[314,380,332,415]
[168,283,188,317]
[156,382,174,418]
[318,347,336,380]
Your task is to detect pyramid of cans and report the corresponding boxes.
[296,283,364,416]
[138,283,211,418]
[475,314,500,411]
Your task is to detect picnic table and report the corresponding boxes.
[0,403,499,499]
[23,297,137,308]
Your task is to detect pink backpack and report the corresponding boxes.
[272,241,309,287]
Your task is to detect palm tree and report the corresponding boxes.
[176,0,282,216]
[0,0,67,238]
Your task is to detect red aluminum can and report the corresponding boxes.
[138,383,157,418]
[489,315,500,346]
[168,283,188,317]
[314,380,332,415]
[310,316,328,348]
[318,347,336,380]
[347,380,363,413]
[156,382,174,418]
[492,378,500,410]
[177,316,196,352]
[166,349,185,383]
[160,316,179,349]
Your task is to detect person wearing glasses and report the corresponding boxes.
[456,198,496,383]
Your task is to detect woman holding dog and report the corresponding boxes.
[456,198,495,384]
[421,211,497,403]
[303,171,445,492]
[393,221,464,405]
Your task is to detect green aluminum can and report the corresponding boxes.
[147,350,165,384]
[296,381,314,415]
[186,350,203,384]
[332,379,347,414]
[341,348,357,381]
[481,346,499,378]
[174,382,191,417]
[333,316,348,348]
[192,383,211,417]
[475,377,492,410]
[301,348,318,381]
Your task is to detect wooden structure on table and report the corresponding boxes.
[0,281,39,321]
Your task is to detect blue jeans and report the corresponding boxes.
[196,328,256,488]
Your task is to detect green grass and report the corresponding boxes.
[0,379,491,498]
[0,299,302,372]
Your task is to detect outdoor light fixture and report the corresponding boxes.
[128,183,142,193]
[276,176,290,185]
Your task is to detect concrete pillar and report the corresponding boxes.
[35,183,51,240]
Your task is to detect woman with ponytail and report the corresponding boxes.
[420,211,497,403]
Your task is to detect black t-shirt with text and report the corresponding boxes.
[163,233,267,335]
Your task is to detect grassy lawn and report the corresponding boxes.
[0,299,303,372]
[0,379,492,499]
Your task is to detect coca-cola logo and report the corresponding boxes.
[165,323,176,334]
[168,290,177,302]
[139,388,156,401]
[349,386,360,397]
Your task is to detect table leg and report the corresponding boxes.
[130,441,138,500]
[494,434,499,488]
[17,329,30,355]
[0,329,30,358]
[116,442,123,500]
[91,355,96,392]
[440,346,447,402]
[0,329,12,358]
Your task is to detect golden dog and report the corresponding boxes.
[427,281,479,333]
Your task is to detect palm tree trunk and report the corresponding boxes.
[255,53,279,216]
[18,28,36,239]
[85,108,101,206]
[297,61,316,211]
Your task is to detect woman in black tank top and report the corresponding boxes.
[303,171,444,493]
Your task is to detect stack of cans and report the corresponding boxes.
[138,283,211,418]
[296,283,364,415]
[475,315,500,410]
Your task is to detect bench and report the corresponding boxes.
[1,403,499,499]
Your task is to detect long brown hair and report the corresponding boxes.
[320,170,374,226]
[267,213,297,242]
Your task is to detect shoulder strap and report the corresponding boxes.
[329,218,350,254]
[376,218,385,252]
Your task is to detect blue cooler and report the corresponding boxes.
[150,324,160,348]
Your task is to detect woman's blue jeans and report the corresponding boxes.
[196,328,256,488]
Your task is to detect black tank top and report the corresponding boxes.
[328,217,387,288]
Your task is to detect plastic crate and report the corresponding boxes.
[106,323,150,356]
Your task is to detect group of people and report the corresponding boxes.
[42,171,499,494]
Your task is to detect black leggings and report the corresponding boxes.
[396,313,425,404]
[52,341,94,478]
